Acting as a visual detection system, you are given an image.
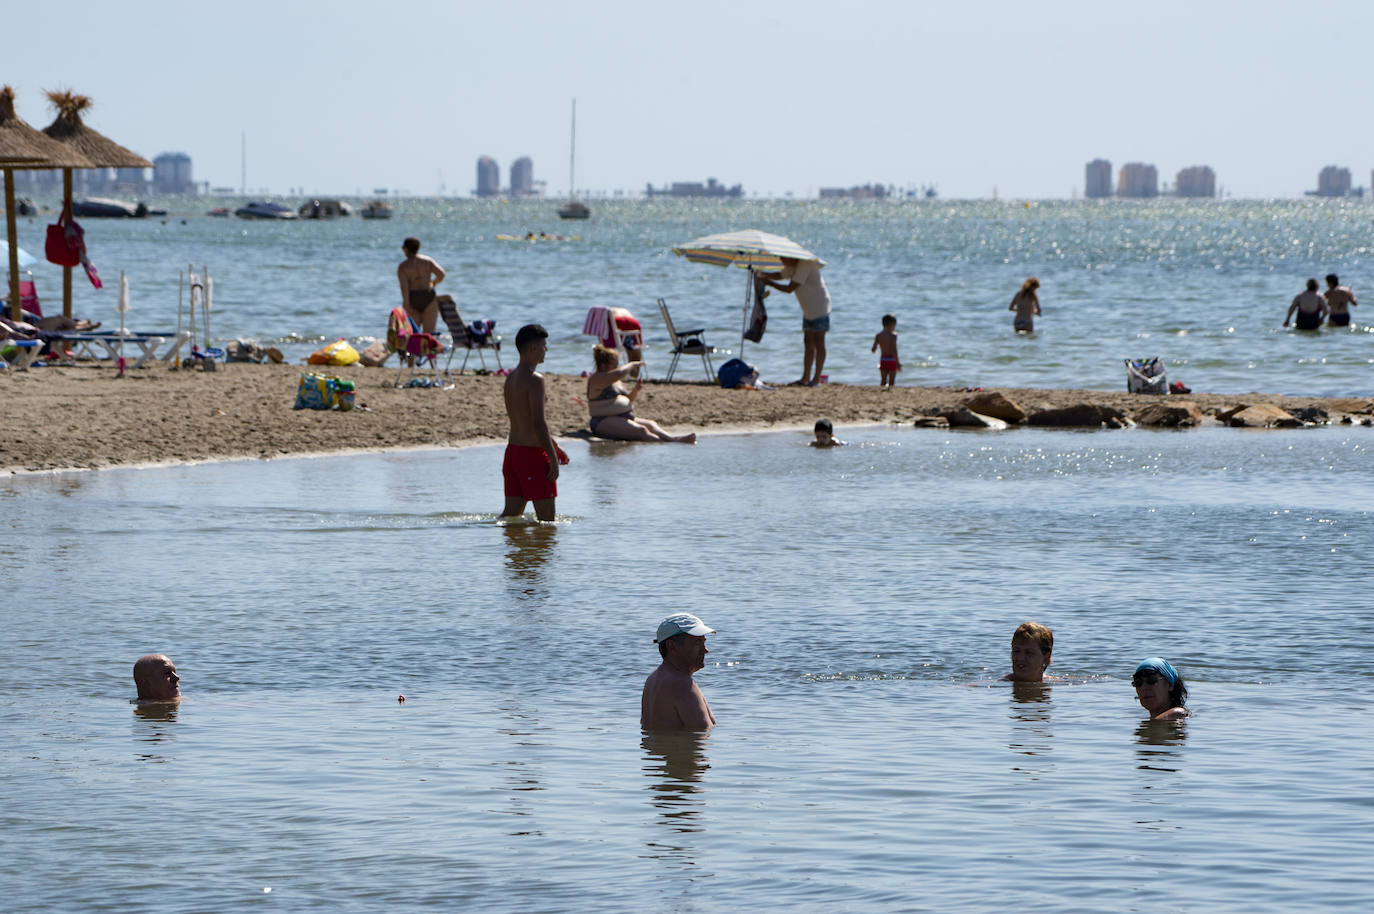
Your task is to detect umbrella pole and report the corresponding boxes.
[62,169,72,318]
[5,168,20,322]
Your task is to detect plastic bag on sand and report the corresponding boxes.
[307,338,360,366]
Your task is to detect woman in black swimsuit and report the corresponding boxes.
[587,345,696,443]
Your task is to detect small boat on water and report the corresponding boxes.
[298,198,353,219]
[74,197,148,218]
[359,199,394,219]
[557,99,591,221]
[207,207,231,217]
[235,201,298,220]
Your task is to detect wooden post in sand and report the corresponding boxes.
[63,168,72,318]
[4,168,19,322]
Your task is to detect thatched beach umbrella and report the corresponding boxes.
[1,86,93,321]
[42,89,152,318]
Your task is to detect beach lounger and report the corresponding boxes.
[388,307,446,388]
[53,330,169,369]
[657,298,715,382]
[0,337,42,370]
[437,296,503,378]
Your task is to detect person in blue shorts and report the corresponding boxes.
[761,256,831,386]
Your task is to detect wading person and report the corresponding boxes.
[641,613,717,730]
[133,653,181,703]
[1284,278,1327,330]
[1324,274,1357,327]
[501,324,568,522]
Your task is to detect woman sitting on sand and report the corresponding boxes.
[587,345,696,443]
[1132,657,1189,721]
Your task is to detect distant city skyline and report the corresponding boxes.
[6,1,1374,200]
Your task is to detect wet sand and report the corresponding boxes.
[2,362,1371,474]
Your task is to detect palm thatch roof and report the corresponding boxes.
[41,89,151,168]
[0,85,93,169]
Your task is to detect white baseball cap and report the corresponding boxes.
[654,613,716,643]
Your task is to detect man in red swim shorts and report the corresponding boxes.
[501,324,569,521]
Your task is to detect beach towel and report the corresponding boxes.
[582,306,611,344]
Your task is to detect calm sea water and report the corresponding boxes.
[9,197,1374,394]
[3,426,1373,910]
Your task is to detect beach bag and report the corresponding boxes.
[745,275,768,342]
[45,201,83,267]
[1125,357,1168,394]
[307,338,360,366]
[294,373,337,410]
[293,373,356,410]
[717,357,757,389]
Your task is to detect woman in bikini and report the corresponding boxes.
[586,345,696,443]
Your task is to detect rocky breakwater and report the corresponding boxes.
[912,390,1374,431]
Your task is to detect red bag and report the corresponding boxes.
[45,201,83,267]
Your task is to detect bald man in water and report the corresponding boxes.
[133,653,181,702]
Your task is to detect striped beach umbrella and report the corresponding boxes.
[672,229,821,273]
[673,229,823,355]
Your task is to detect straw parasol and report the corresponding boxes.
[43,89,151,318]
[1,85,93,320]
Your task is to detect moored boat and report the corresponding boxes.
[298,198,353,219]
[359,199,394,219]
[74,197,147,218]
[234,201,298,220]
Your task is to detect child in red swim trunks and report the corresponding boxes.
[871,313,902,388]
[500,324,570,521]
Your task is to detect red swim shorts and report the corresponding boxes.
[503,444,557,500]
[879,356,900,372]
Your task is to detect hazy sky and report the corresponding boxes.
[7,0,1373,198]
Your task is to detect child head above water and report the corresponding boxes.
[812,418,836,447]
[1008,621,1053,682]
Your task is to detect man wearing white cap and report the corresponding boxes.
[641,613,716,730]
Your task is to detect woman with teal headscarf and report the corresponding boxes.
[1132,657,1189,720]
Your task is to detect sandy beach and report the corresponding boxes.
[2,361,1371,475]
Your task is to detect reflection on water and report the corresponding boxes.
[1134,718,1189,773]
[497,702,549,837]
[131,701,178,763]
[641,730,711,858]
[1006,683,1054,778]
[502,523,557,599]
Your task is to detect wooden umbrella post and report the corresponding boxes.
[62,168,72,318]
[4,167,20,322]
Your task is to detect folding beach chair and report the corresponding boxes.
[1125,357,1168,394]
[0,336,42,370]
[657,298,716,382]
[437,295,503,379]
[388,307,446,387]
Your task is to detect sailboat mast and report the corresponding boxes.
[568,98,576,199]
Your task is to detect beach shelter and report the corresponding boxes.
[672,229,823,353]
[1,86,93,321]
[42,90,151,319]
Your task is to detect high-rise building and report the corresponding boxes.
[113,166,149,192]
[1316,166,1351,197]
[510,157,533,196]
[475,156,500,197]
[1117,163,1158,198]
[1174,165,1216,198]
[153,152,195,194]
[1085,159,1112,198]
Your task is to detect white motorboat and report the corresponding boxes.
[234,201,298,220]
